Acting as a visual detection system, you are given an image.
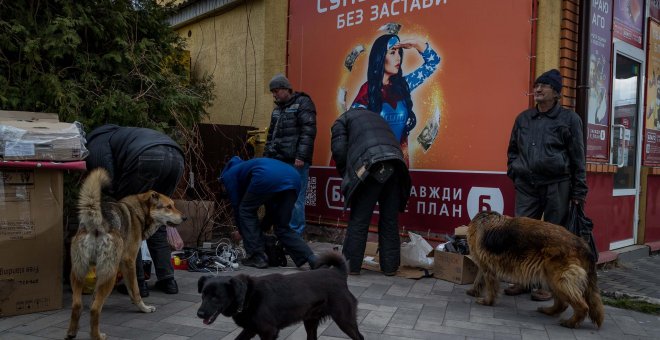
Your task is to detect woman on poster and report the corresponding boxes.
[351,34,440,163]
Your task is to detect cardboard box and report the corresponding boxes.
[0,120,87,161]
[433,251,479,284]
[0,168,63,316]
[361,242,431,279]
[173,200,215,247]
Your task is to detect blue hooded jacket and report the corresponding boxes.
[219,156,301,210]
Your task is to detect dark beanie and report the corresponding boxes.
[269,73,292,91]
[535,69,562,93]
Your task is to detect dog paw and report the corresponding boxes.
[559,318,580,329]
[476,297,493,306]
[93,333,107,340]
[136,301,156,313]
[466,288,480,297]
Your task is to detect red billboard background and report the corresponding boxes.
[289,1,533,233]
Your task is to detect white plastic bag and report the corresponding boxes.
[400,232,434,269]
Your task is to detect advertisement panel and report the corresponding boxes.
[613,0,644,48]
[289,1,532,233]
[645,19,660,165]
[587,0,613,161]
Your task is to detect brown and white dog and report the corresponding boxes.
[66,168,184,340]
[465,211,604,329]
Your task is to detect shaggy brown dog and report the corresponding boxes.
[465,211,603,329]
[197,251,364,340]
[66,168,184,340]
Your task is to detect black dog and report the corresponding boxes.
[197,252,364,340]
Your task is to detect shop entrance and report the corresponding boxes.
[610,42,645,248]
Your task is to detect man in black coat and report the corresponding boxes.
[331,108,411,276]
[264,74,317,235]
[86,124,184,296]
[506,69,588,301]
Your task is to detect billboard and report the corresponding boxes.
[645,19,660,165]
[587,0,613,161]
[289,0,533,232]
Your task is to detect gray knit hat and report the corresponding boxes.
[269,73,292,91]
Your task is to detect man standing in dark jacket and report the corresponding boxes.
[220,156,317,269]
[264,74,317,235]
[505,69,588,301]
[86,125,184,296]
[331,108,411,276]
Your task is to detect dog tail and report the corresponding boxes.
[585,264,604,328]
[77,168,111,229]
[315,252,348,276]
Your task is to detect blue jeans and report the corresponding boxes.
[289,163,309,235]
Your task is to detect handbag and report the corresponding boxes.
[565,203,598,262]
[166,226,184,251]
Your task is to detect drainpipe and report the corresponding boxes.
[576,0,591,141]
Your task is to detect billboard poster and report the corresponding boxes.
[289,1,532,233]
[613,0,644,48]
[587,0,613,161]
[652,0,660,21]
[645,20,660,165]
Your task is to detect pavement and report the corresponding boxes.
[2,242,660,340]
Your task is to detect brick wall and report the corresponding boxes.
[560,0,580,110]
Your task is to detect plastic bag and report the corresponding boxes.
[166,226,184,251]
[400,232,434,269]
[565,203,598,262]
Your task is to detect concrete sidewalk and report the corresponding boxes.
[1,243,660,340]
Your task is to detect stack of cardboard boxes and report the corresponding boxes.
[0,110,87,317]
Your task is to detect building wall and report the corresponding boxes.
[174,0,288,129]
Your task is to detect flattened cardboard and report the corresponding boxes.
[361,242,431,279]
[0,168,63,316]
[433,251,479,284]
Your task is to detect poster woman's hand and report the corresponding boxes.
[395,39,427,53]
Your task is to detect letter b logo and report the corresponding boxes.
[467,187,504,219]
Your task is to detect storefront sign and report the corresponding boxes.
[306,167,514,234]
[613,0,644,48]
[645,19,660,165]
[651,0,660,22]
[587,0,614,161]
[289,0,533,231]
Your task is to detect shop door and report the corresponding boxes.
[610,42,645,249]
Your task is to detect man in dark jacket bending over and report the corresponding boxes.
[505,69,588,301]
[86,124,184,296]
[331,108,411,276]
[220,156,317,269]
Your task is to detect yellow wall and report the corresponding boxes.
[175,0,288,128]
[535,0,562,75]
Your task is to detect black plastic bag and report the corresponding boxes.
[264,234,288,267]
[565,203,598,262]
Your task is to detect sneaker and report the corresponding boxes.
[531,289,552,301]
[116,280,149,298]
[241,255,268,269]
[154,278,179,294]
[504,284,530,296]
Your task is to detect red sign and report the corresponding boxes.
[306,167,515,234]
[645,19,660,165]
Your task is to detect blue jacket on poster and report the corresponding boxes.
[219,156,301,210]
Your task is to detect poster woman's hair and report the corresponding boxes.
[367,34,417,135]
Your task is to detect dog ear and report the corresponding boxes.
[229,276,248,312]
[198,275,212,293]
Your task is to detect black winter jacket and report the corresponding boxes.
[331,108,411,210]
[86,124,182,183]
[507,103,588,200]
[263,92,317,164]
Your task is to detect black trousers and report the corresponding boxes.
[514,179,570,226]
[343,173,401,273]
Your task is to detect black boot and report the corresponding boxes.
[154,278,179,294]
[116,280,149,298]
